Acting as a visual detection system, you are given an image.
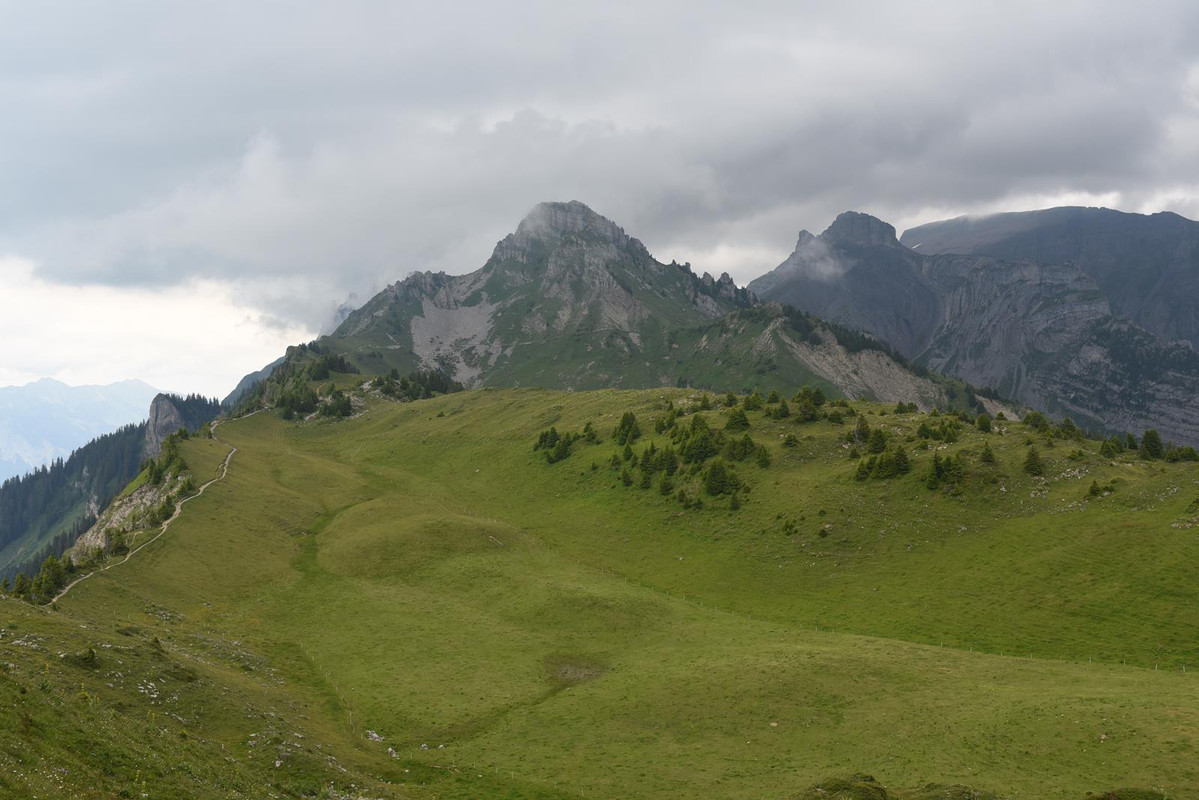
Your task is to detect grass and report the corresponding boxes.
[8,387,1198,798]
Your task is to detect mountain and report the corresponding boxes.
[0,378,160,482]
[221,355,284,408]
[327,200,754,388]
[749,211,1199,445]
[243,201,981,411]
[0,392,221,579]
[901,206,1199,349]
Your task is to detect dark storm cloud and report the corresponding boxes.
[2,0,1198,325]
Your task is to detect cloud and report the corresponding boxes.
[1,1,1199,393]
[0,256,313,397]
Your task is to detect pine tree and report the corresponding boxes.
[855,460,871,481]
[855,415,871,443]
[893,446,912,474]
[980,440,996,464]
[867,428,887,454]
[613,412,642,445]
[1024,446,1045,476]
[621,467,634,487]
[976,413,992,433]
[704,459,733,495]
[725,408,750,431]
[755,445,771,468]
[1139,428,1164,460]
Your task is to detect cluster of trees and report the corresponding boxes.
[606,402,781,508]
[0,552,81,605]
[372,368,465,402]
[534,422,599,464]
[320,388,353,418]
[855,446,912,481]
[926,452,967,490]
[914,415,964,444]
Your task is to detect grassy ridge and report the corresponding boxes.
[19,388,1199,798]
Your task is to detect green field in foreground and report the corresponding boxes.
[6,387,1198,798]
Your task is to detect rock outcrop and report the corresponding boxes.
[143,394,185,458]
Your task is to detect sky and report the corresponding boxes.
[2,1,1198,397]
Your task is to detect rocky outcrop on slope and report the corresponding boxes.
[144,394,185,458]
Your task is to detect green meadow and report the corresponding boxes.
[5,387,1198,798]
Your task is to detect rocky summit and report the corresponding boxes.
[329,201,753,388]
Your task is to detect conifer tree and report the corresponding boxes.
[1024,445,1045,476]
[1139,428,1164,460]
[755,445,771,468]
[725,408,750,431]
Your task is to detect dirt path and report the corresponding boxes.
[51,415,250,604]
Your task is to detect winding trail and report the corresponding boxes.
[51,415,249,604]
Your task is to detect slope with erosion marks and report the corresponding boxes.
[750,211,1199,445]
[30,388,1199,799]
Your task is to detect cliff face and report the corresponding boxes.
[143,394,185,458]
[902,206,1199,350]
[142,394,222,458]
[750,212,1199,445]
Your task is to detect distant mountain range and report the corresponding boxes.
[750,209,1199,446]
[0,378,160,482]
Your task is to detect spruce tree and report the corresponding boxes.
[725,408,750,431]
[855,414,871,443]
[1024,446,1045,476]
[1140,428,1164,460]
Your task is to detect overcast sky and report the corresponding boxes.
[2,1,1198,397]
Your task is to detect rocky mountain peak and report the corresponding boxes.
[515,200,631,246]
[794,230,817,250]
[821,211,900,248]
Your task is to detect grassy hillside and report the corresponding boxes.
[7,388,1197,798]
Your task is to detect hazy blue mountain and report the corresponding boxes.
[0,378,159,482]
